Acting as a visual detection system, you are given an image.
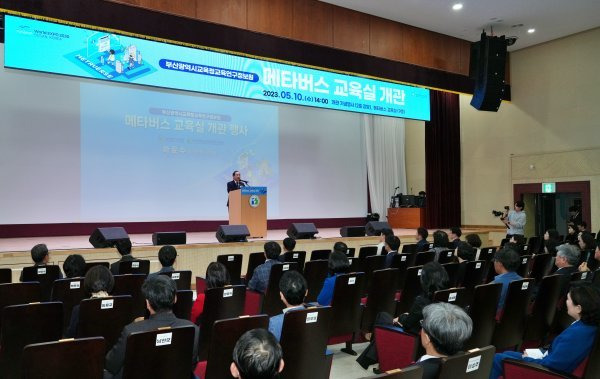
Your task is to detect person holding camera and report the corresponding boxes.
[501,201,526,239]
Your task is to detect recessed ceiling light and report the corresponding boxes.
[528,28,536,33]
[452,3,463,11]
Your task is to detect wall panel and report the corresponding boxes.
[247,0,293,38]
[332,6,370,55]
[292,0,333,47]
[196,0,247,29]
[369,16,403,62]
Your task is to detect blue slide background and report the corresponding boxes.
[80,82,279,221]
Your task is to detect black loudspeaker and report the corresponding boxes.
[152,231,186,246]
[470,33,507,112]
[340,226,366,237]
[287,223,318,239]
[216,225,250,243]
[89,227,130,248]
[365,221,392,236]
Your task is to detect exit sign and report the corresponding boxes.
[542,182,556,193]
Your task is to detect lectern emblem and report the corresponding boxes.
[249,195,260,208]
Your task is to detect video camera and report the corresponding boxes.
[492,206,510,218]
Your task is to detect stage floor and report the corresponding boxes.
[0,227,503,253]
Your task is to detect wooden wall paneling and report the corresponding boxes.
[369,16,404,62]
[135,0,197,18]
[459,40,471,76]
[247,0,294,38]
[431,33,462,74]
[402,24,434,69]
[195,0,247,29]
[292,0,333,47]
[332,6,370,55]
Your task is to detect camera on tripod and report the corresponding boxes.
[492,206,510,218]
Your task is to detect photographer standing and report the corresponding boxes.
[502,201,526,239]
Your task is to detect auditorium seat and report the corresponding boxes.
[280,306,333,379]
[197,285,246,360]
[21,265,62,301]
[401,244,416,255]
[361,365,424,379]
[117,259,150,275]
[413,251,435,266]
[522,274,562,346]
[363,255,386,295]
[120,325,196,379]
[521,244,531,256]
[243,252,265,284]
[160,270,192,290]
[84,261,109,273]
[478,247,497,262]
[173,289,193,320]
[442,262,460,288]
[303,260,329,303]
[374,325,419,372]
[112,274,147,318]
[51,277,86,332]
[528,236,543,254]
[217,253,243,284]
[22,337,106,379]
[261,262,299,316]
[357,246,379,272]
[196,315,269,379]
[346,247,356,257]
[77,295,133,352]
[281,250,307,273]
[492,278,535,350]
[327,272,365,355]
[437,249,456,264]
[529,253,553,283]
[517,255,532,277]
[0,302,63,379]
[395,266,423,315]
[310,249,331,261]
[361,268,398,332]
[348,256,360,272]
[433,287,468,309]
[389,253,411,290]
[436,346,495,379]
[0,268,12,284]
[461,260,486,302]
[463,283,502,350]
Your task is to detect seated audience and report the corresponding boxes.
[577,221,588,233]
[578,232,596,267]
[383,235,401,268]
[410,303,473,379]
[67,265,114,338]
[449,227,462,249]
[544,228,560,256]
[317,250,350,306]
[268,271,307,341]
[377,228,394,255]
[490,282,600,379]
[565,224,579,245]
[455,242,476,286]
[105,275,199,378]
[415,227,430,252]
[579,242,600,273]
[190,261,230,324]
[148,245,177,279]
[491,247,522,311]
[278,237,297,262]
[230,328,284,379]
[465,233,482,249]
[63,254,86,278]
[356,262,449,369]
[332,241,349,255]
[431,230,450,261]
[553,244,580,298]
[567,205,582,228]
[109,239,134,275]
[20,243,63,281]
[248,241,282,293]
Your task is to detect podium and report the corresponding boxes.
[228,187,267,238]
[387,207,425,229]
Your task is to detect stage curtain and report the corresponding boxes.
[425,91,461,228]
[362,115,407,221]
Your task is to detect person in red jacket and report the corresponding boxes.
[190,262,230,324]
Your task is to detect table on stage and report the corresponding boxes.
[387,207,425,229]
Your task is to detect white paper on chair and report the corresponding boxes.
[524,349,547,359]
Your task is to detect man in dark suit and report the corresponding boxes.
[412,302,472,379]
[105,275,199,378]
[554,244,580,298]
[227,170,247,206]
[109,238,134,275]
[383,235,401,268]
[248,241,282,293]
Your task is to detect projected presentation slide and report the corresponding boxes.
[4,15,430,121]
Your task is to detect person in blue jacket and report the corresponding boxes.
[490,282,600,379]
[317,244,350,306]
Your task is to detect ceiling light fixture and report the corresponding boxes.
[528,28,536,33]
[452,3,463,11]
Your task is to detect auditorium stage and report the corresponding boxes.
[0,227,505,284]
